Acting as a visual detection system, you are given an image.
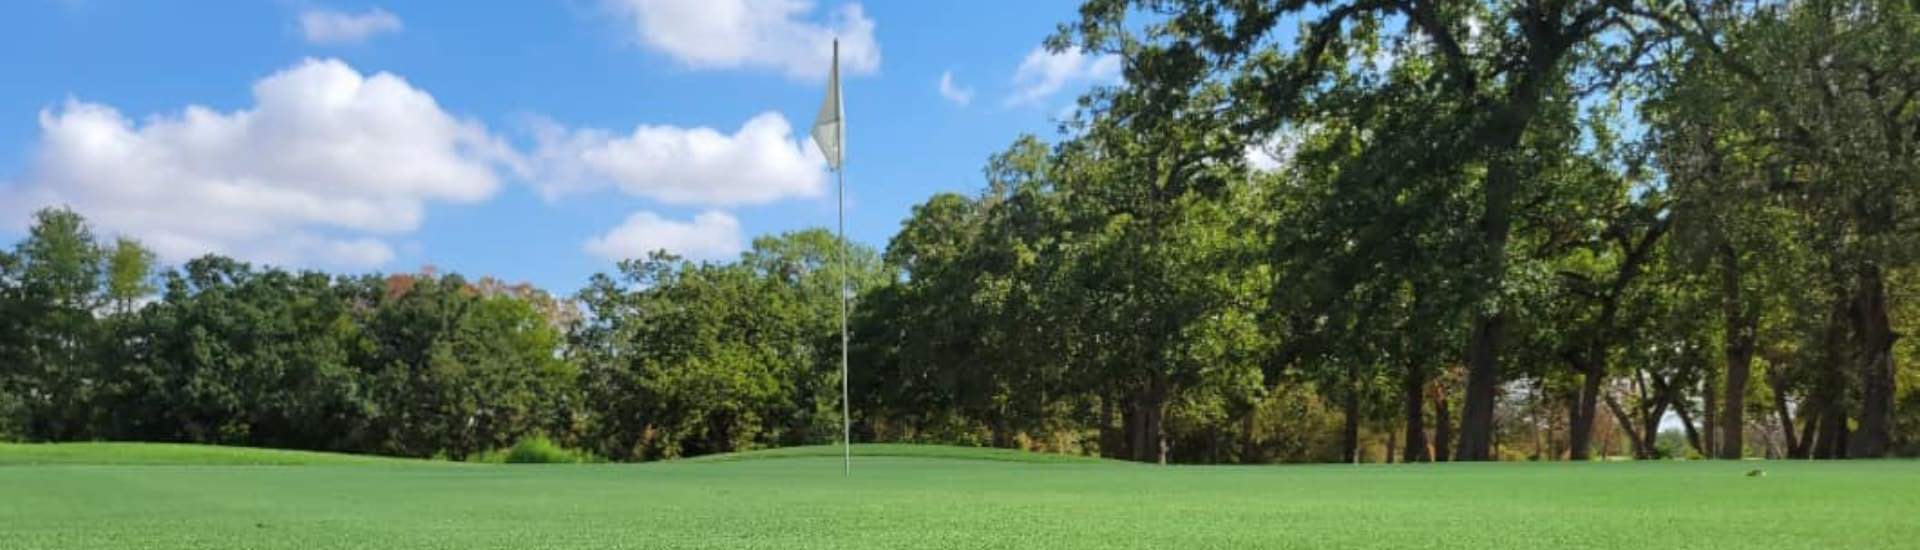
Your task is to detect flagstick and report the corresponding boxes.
[834,39,851,478]
[839,164,850,477]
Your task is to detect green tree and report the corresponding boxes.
[1061,0,1654,460]
[0,247,23,440]
[104,237,156,315]
[1648,0,1920,457]
[6,208,108,440]
[574,231,881,460]
[354,271,576,459]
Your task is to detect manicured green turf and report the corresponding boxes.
[684,442,1105,464]
[3,443,1916,549]
[0,442,428,466]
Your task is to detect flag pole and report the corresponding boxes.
[839,161,850,477]
[833,39,851,477]
[811,37,849,476]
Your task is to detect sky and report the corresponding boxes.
[0,0,1122,292]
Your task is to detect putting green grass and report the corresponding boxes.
[3,443,1916,549]
[0,442,427,466]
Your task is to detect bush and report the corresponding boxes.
[1892,391,1920,457]
[470,436,601,464]
[1653,429,1691,460]
[0,392,18,442]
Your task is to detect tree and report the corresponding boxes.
[1062,0,1653,460]
[865,139,1069,448]
[104,237,156,315]
[1537,170,1672,460]
[574,231,882,460]
[1646,0,1920,457]
[349,271,576,459]
[1041,71,1272,463]
[0,247,23,440]
[6,208,108,440]
[105,257,363,448]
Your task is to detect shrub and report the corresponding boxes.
[0,390,19,442]
[470,436,601,464]
[1653,429,1691,460]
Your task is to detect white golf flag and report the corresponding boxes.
[812,40,844,170]
[815,38,851,475]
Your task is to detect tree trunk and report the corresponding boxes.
[1673,393,1705,457]
[1126,403,1146,462]
[989,413,1015,449]
[1629,373,1674,459]
[1790,383,1821,460]
[1432,380,1453,462]
[1598,407,1617,459]
[1718,245,1756,459]
[1814,408,1848,459]
[1453,28,1576,460]
[1641,404,1666,460]
[1702,371,1718,458]
[1456,315,1504,461]
[1101,397,1122,459]
[1239,409,1259,463]
[1342,363,1361,464]
[1402,361,1428,463]
[1603,392,1644,459]
[1129,381,1169,464]
[1567,357,1604,461]
[1454,130,1517,463]
[1812,298,1850,459]
[1530,385,1545,461]
[1848,266,1897,458]
[1769,367,1798,458]
[1150,408,1168,465]
[1793,408,1818,459]
[1385,425,1398,464]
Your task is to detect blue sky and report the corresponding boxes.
[0,0,1116,291]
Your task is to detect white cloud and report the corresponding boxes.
[0,58,513,270]
[1006,46,1121,106]
[584,210,744,262]
[608,0,879,80]
[937,70,974,107]
[300,8,403,45]
[529,112,827,206]
[1245,145,1284,172]
[1244,129,1307,172]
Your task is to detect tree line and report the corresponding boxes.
[0,207,890,461]
[3,0,1917,463]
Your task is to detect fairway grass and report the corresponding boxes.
[685,442,1108,464]
[3,444,1917,549]
[0,442,429,466]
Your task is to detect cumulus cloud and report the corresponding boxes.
[1244,130,1307,173]
[0,58,513,270]
[1245,139,1287,172]
[528,112,827,206]
[584,210,743,262]
[937,70,974,107]
[1006,46,1121,106]
[300,8,403,45]
[607,0,879,80]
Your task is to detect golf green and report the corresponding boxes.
[3,444,1916,549]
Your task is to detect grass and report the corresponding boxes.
[0,442,427,466]
[3,443,1917,549]
[685,442,1108,464]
